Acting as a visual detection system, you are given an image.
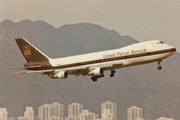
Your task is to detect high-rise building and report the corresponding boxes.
[127,106,143,120]
[155,117,174,120]
[65,116,79,120]
[39,104,53,120]
[134,118,145,120]
[34,116,41,120]
[48,116,62,120]
[0,108,8,120]
[8,118,14,120]
[24,107,34,120]
[38,103,64,120]
[52,102,64,119]
[102,109,112,120]
[101,100,117,120]
[17,117,26,120]
[68,103,83,118]
[80,110,99,120]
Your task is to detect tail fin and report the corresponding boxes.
[15,38,50,63]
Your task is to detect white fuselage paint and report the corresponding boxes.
[48,40,175,73]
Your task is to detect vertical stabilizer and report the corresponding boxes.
[15,38,50,63]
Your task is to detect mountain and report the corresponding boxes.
[0,19,180,120]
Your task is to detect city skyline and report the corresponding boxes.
[0,101,175,120]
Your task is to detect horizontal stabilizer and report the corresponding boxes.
[4,65,42,69]
[13,69,53,74]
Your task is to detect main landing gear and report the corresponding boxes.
[110,70,116,77]
[91,70,116,82]
[157,60,162,70]
[91,75,105,82]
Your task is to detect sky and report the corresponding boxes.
[1,0,180,52]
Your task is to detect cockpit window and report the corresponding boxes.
[157,41,164,44]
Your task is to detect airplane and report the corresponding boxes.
[7,38,176,82]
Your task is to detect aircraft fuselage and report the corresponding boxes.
[48,40,175,71]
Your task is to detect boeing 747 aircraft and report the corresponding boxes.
[8,38,176,82]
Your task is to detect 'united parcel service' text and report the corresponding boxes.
[103,49,147,59]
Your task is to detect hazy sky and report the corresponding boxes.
[1,0,180,51]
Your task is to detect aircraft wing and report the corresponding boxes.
[13,61,123,78]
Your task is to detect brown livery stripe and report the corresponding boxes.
[53,48,176,69]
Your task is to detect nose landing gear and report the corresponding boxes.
[110,70,116,77]
[157,60,162,70]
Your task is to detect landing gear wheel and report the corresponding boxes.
[157,66,162,70]
[91,77,97,82]
[110,70,116,77]
[110,73,114,77]
[157,60,162,70]
[111,70,116,74]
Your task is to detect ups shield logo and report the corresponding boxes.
[22,45,31,59]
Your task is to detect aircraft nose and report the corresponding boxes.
[173,48,176,53]
[170,47,176,53]
[165,43,176,52]
[173,47,176,51]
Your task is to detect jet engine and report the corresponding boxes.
[53,71,68,79]
[88,68,104,76]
